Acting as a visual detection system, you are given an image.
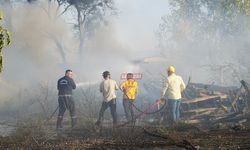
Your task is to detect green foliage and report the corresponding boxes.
[159,0,247,44]
[157,0,250,85]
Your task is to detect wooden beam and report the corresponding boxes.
[182,95,221,104]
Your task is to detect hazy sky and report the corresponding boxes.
[79,0,171,81]
[113,0,170,54]
[1,0,173,86]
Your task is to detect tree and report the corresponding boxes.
[158,0,250,85]
[53,0,115,60]
[23,0,115,65]
[25,0,115,61]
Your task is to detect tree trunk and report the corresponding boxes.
[76,7,85,63]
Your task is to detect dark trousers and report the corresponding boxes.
[96,99,117,126]
[123,99,134,122]
[57,95,76,129]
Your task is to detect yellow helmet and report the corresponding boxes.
[167,65,175,74]
[0,10,3,20]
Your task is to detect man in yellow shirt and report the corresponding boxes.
[161,66,185,126]
[120,73,138,123]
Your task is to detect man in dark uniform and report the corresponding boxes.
[56,69,77,129]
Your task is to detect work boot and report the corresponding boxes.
[95,116,103,127]
[56,116,63,129]
[71,117,77,128]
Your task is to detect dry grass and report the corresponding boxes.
[1,118,250,150]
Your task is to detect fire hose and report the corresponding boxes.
[116,85,167,127]
[120,85,167,115]
[131,99,167,115]
[45,106,59,123]
[116,99,165,128]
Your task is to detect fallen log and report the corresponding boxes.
[142,127,198,150]
[182,95,224,105]
[212,112,250,124]
[185,107,218,114]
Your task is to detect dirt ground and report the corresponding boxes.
[0,120,250,150]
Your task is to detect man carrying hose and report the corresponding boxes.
[120,73,138,123]
[160,66,185,126]
[56,69,77,130]
[96,71,119,127]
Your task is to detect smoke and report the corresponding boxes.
[0,0,165,107]
[0,1,75,104]
[0,1,249,138]
[2,0,247,117]
[157,2,250,86]
[3,2,73,78]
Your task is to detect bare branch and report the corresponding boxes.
[56,4,72,18]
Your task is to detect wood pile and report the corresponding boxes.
[181,80,250,127]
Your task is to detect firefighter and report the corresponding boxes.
[96,71,119,127]
[120,73,138,123]
[56,69,77,129]
[0,10,11,73]
[160,66,185,126]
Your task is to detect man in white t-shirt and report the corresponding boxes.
[160,66,186,126]
[96,71,119,127]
